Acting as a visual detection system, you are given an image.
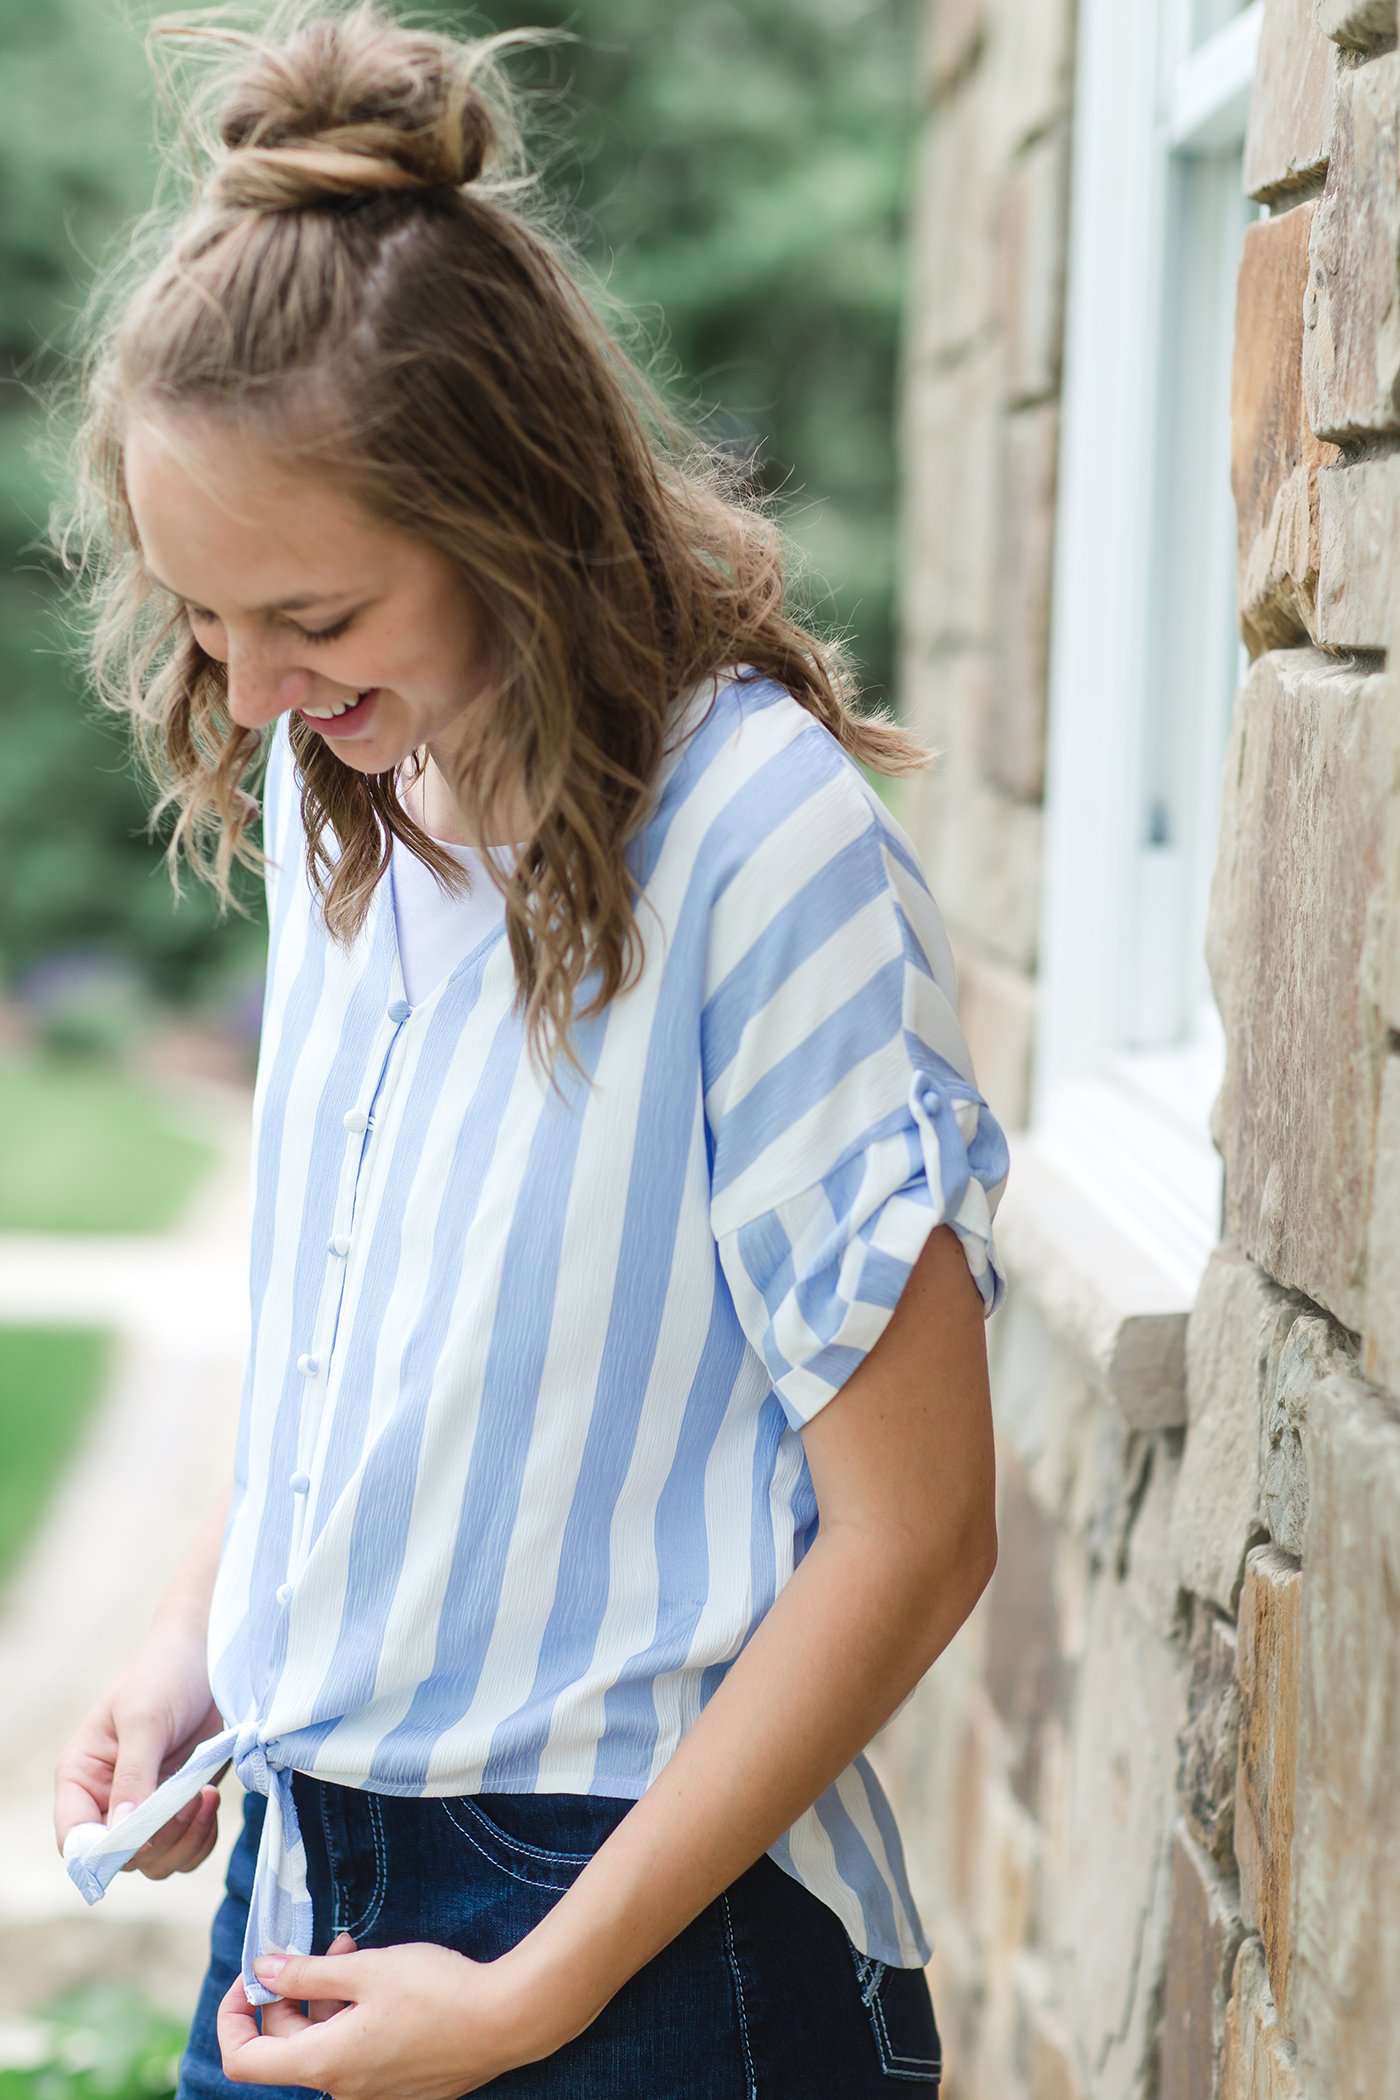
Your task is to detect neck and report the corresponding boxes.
[403,752,526,849]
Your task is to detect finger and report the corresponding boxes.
[307,1997,353,2025]
[54,1721,119,1853]
[252,1949,367,2004]
[119,1790,206,1874]
[156,1820,220,1882]
[55,1784,102,1856]
[214,1970,262,2059]
[54,1780,104,1853]
[215,1972,324,2086]
[142,1790,222,1878]
[308,1933,357,2023]
[258,1991,315,2040]
[119,1804,198,1872]
[219,2025,325,2089]
[106,1711,169,1828]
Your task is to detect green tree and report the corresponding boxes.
[0,0,262,1005]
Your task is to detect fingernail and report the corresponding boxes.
[254,1955,287,1979]
[110,1803,136,1824]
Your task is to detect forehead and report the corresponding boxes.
[122,412,396,589]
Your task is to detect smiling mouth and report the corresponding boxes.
[302,688,374,721]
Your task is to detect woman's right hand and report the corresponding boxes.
[54,1607,226,1879]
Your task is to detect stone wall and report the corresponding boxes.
[879,3,1400,2097]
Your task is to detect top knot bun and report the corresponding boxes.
[202,3,499,213]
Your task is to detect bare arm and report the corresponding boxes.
[498,1222,999,2056]
[152,1481,233,1632]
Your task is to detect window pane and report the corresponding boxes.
[1127,149,1253,1050]
[1190,0,1252,45]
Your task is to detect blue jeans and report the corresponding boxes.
[175,1775,943,2097]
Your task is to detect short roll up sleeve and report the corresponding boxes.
[702,738,1010,1433]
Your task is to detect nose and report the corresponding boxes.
[224,655,313,731]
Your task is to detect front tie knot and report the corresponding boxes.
[233,1714,277,1797]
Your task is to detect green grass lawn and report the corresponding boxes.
[0,1326,112,1590]
[0,1049,217,1234]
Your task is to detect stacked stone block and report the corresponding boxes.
[1220,70,1400,2100]
[881,1,1400,2096]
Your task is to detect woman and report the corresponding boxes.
[49,3,1010,2093]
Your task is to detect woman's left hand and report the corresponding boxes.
[215,1929,586,2097]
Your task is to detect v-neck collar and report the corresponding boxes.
[377,837,510,1023]
[371,665,739,1022]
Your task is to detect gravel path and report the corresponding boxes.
[0,1079,255,2027]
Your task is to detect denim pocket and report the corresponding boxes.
[318,1784,388,1941]
[845,1938,944,2084]
[436,1791,634,1888]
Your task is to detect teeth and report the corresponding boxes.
[305,690,371,720]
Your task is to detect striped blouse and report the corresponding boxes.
[65,664,1011,2006]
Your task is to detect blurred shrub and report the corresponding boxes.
[14,951,149,1064]
[0,1982,185,2099]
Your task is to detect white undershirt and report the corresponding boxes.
[391,826,521,1007]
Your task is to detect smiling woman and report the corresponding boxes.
[43,3,1009,2096]
[45,0,930,1089]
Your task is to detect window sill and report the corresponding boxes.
[990,1124,1200,1430]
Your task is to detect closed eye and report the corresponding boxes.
[186,606,357,645]
[296,614,356,645]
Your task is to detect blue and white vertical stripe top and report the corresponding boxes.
[65,664,1010,2005]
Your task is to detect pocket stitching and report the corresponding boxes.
[719,1891,759,2100]
[441,1794,602,1865]
[870,1981,942,2078]
[846,1936,942,2083]
[845,1936,884,2007]
[437,1796,574,1890]
[317,1789,349,1940]
[343,1790,388,1940]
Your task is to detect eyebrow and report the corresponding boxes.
[143,569,364,615]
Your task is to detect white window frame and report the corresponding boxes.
[1032,0,1261,1300]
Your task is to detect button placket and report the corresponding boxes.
[284,1458,313,1586]
[284,1000,418,1599]
[281,1336,327,1600]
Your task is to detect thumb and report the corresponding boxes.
[108,1716,167,1822]
[255,1945,365,2002]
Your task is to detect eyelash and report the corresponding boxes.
[186,607,356,646]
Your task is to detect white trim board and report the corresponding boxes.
[1032,0,1256,1295]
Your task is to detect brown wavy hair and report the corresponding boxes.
[41,0,937,1090]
